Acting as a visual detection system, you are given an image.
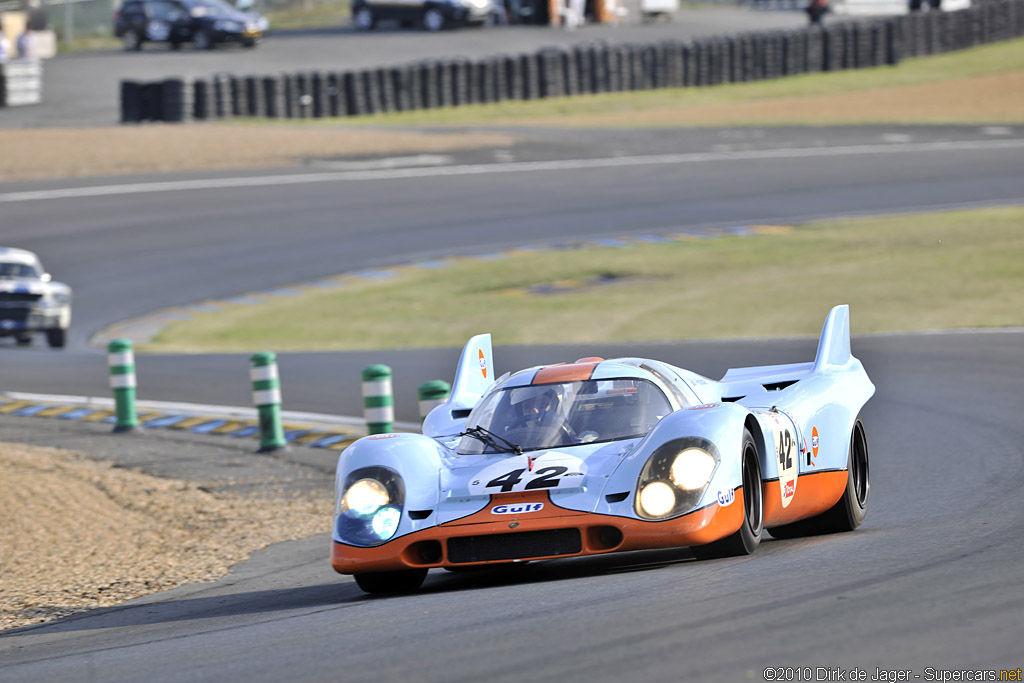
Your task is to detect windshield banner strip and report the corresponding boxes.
[533,361,600,385]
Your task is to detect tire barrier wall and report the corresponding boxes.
[120,0,1024,123]
[0,58,43,108]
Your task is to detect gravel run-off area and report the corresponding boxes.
[0,417,337,632]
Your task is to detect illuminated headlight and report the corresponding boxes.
[341,478,389,515]
[335,467,404,546]
[670,448,716,490]
[636,437,720,520]
[639,482,676,517]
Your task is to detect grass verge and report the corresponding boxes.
[144,206,1024,353]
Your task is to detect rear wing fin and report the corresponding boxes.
[812,304,852,372]
[719,305,854,395]
[422,333,493,438]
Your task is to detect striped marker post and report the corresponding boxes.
[108,339,140,433]
[250,351,286,452]
[418,380,451,421]
[362,364,394,434]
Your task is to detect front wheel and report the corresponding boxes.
[46,328,67,349]
[691,429,763,559]
[354,568,427,594]
[15,333,32,346]
[423,7,445,31]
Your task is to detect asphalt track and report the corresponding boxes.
[1,125,1023,681]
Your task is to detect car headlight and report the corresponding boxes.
[48,292,70,306]
[335,466,404,546]
[636,438,720,520]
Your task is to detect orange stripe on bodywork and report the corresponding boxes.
[532,360,601,385]
[762,469,848,528]
[331,489,746,574]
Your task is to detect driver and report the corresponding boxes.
[507,388,559,431]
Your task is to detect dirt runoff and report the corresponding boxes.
[0,441,333,632]
[0,126,516,183]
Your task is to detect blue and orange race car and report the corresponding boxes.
[332,305,874,593]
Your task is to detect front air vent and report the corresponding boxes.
[722,396,744,403]
[763,380,797,391]
[408,510,432,520]
[605,492,629,503]
[448,529,582,563]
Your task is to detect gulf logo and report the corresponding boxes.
[716,489,735,507]
[479,349,488,379]
[491,503,543,515]
[811,426,820,458]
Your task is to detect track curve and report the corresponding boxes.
[1,125,1022,680]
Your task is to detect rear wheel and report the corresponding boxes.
[46,328,67,349]
[423,7,445,31]
[768,417,869,538]
[122,30,143,51]
[193,29,213,50]
[353,6,376,30]
[354,568,427,594]
[691,429,763,559]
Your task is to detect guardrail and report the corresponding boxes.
[119,0,1024,123]
[0,58,43,107]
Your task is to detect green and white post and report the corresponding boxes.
[418,380,451,421]
[362,364,394,435]
[250,351,286,452]
[108,339,140,433]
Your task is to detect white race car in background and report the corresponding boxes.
[0,248,72,349]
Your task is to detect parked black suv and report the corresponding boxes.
[114,0,264,50]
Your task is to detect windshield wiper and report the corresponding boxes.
[462,425,523,455]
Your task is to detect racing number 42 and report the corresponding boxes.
[487,466,568,493]
[777,430,794,470]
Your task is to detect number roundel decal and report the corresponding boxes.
[468,453,586,495]
[764,412,799,508]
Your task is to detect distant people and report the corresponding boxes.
[807,0,828,25]
[16,28,35,58]
[0,23,10,63]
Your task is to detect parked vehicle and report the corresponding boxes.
[352,0,495,31]
[0,247,71,349]
[114,0,265,51]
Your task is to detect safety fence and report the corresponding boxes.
[120,0,1024,123]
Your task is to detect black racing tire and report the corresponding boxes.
[423,7,445,31]
[15,333,32,346]
[46,328,67,349]
[768,417,869,539]
[927,0,941,8]
[122,29,143,51]
[908,0,922,9]
[691,429,763,560]
[354,568,428,594]
[169,39,183,50]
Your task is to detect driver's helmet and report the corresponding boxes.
[510,387,561,429]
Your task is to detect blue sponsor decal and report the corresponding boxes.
[716,489,735,507]
[491,503,544,515]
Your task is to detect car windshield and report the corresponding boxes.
[0,262,40,279]
[458,378,672,455]
[184,0,236,16]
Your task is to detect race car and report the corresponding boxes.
[0,247,72,349]
[332,305,873,594]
